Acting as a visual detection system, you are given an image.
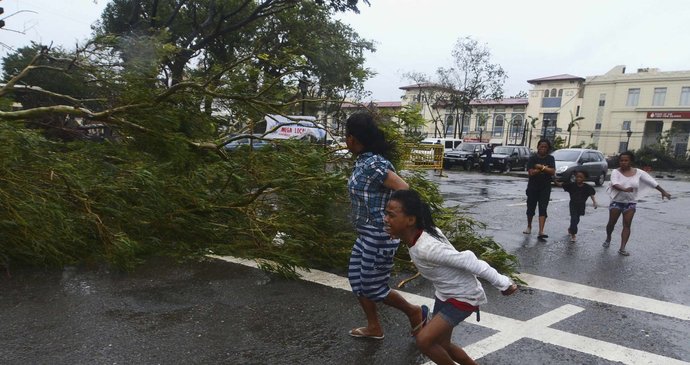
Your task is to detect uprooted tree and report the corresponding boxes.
[0,0,520,281]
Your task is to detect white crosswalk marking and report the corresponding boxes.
[210,255,690,364]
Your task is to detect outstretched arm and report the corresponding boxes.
[656,185,671,200]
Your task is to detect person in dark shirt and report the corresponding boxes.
[524,139,555,240]
[481,144,493,172]
[557,170,598,243]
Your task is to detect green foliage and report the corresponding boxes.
[552,136,566,150]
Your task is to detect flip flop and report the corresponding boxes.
[349,327,384,340]
[618,249,630,256]
[537,234,548,239]
[522,229,531,234]
[410,304,430,336]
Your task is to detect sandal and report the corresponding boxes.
[537,234,548,240]
[411,305,430,336]
[603,241,610,248]
[349,327,384,340]
[618,249,630,256]
[522,229,531,234]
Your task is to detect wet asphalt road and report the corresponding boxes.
[1,170,689,364]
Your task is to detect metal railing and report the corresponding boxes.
[401,143,444,170]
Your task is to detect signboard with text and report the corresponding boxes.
[646,111,690,119]
[264,115,325,140]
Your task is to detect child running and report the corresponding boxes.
[558,170,598,243]
[384,189,518,365]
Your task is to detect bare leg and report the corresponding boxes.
[353,296,383,337]
[619,209,636,252]
[605,208,622,243]
[524,215,533,234]
[416,316,478,365]
[538,215,547,235]
[382,290,423,332]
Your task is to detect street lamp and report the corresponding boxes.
[478,128,483,142]
[626,129,632,150]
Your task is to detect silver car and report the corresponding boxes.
[552,148,608,186]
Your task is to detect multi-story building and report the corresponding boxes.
[524,74,585,149]
[580,65,690,156]
[525,66,690,156]
[399,82,528,144]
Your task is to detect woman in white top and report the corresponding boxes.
[605,151,671,256]
[384,189,517,365]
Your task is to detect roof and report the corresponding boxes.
[527,74,585,84]
[341,101,402,109]
[470,98,528,106]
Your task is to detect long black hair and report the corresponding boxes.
[345,112,393,160]
[389,189,443,241]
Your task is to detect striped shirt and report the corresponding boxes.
[348,152,394,228]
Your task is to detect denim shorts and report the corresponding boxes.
[432,297,474,327]
[609,201,637,213]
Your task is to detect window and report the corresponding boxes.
[680,87,690,106]
[493,115,504,136]
[598,100,605,106]
[653,87,667,106]
[622,121,631,130]
[551,88,557,96]
[618,142,628,153]
[599,94,606,107]
[576,106,580,116]
[558,89,563,97]
[544,89,550,97]
[626,88,640,106]
[595,123,602,130]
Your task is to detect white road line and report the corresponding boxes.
[210,255,690,365]
[519,273,690,321]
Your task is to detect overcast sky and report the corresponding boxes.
[3,0,690,102]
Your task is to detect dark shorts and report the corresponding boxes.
[432,297,474,327]
[526,187,551,217]
[609,201,636,212]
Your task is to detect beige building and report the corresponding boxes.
[399,83,528,144]
[525,66,690,156]
[580,66,690,156]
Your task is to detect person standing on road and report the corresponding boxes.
[345,112,428,340]
[555,170,598,243]
[604,151,671,256]
[481,144,493,173]
[524,139,556,240]
[384,189,518,365]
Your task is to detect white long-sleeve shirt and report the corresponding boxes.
[408,230,512,306]
[608,168,659,203]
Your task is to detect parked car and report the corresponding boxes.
[552,148,608,186]
[224,135,272,151]
[420,137,463,154]
[489,145,532,172]
[443,142,488,170]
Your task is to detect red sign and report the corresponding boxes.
[646,111,690,119]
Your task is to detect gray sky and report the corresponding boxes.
[3,0,690,103]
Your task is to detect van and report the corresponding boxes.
[420,137,463,154]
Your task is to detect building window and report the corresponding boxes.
[622,121,631,130]
[653,87,667,106]
[493,114,504,137]
[626,88,640,106]
[595,123,602,130]
[551,88,557,96]
[619,142,629,153]
[576,106,580,116]
[544,89,550,98]
[558,89,563,97]
[680,87,690,106]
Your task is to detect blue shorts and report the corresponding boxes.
[432,297,475,327]
[609,201,636,213]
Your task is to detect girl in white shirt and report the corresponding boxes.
[605,151,671,256]
[384,189,517,365]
